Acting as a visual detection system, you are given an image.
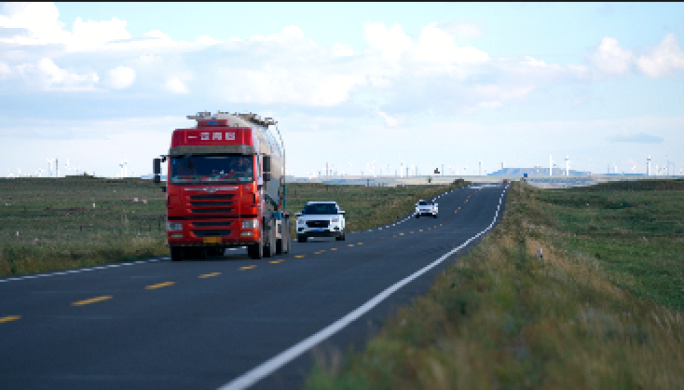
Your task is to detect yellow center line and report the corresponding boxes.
[357,242,363,245]
[239,265,257,270]
[393,235,397,237]
[270,259,284,264]
[419,229,423,232]
[399,233,404,236]
[314,251,322,254]
[146,282,175,290]
[295,255,305,258]
[0,315,21,323]
[72,295,112,306]
[348,244,354,247]
[330,248,338,251]
[410,231,414,234]
[199,272,221,278]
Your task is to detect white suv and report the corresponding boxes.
[295,201,346,242]
[415,199,438,218]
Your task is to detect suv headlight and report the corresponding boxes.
[331,216,339,222]
[297,219,305,225]
[166,222,183,232]
[242,220,259,229]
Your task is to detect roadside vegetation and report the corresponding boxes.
[0,177,463,277]
[306,180,684,389]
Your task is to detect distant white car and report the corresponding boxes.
[415,199,438,218]
[295,201,346,242]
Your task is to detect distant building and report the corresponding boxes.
[488,167,591,176]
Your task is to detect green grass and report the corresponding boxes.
[305,180,684,389]
[537,179,684,311]
[0,177,465,277]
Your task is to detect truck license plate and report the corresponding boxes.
[203,237,221,244]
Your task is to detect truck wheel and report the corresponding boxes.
[171,247,183,262]
[263,219,276,258]
[434,214,438,218]
[416,215,420,218]
[298,236,307,243]
[276,218,290,254]
[247,241,263,259]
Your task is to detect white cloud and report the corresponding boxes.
[589,37,632,74]
[332,43,354,57]
[68,17,131,51]
[414,23,489,65]
[0,2,68,45]
[636,33,684,78]
[33,58,99,91]
[0,62,11,78]
[107,66,136,89]
[364,23,412,61]
[165,77,190,94]
[437,19,483,39]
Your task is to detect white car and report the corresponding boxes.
[415,199,438,218]
[295,201,346,242]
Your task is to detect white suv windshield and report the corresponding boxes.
[302,204,338,215]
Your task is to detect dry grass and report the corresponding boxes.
[306,181,684,389]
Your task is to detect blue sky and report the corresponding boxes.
[1,2,683,178]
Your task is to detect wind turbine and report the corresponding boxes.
[46,159,54,177]
[119,161,125,178]
[65,159,70,176]
[38,168,43,177]
[124,159,128,177]
[549,155,554,176]
[565,154,571,176]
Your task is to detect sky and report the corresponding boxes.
[1,2,683,178]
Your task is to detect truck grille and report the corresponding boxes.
[192,221,232,227]
[193,230,231,237]
[192,209,234,214]
[190,201,233,206]
[306,220,330,228]
[190,195,234,200]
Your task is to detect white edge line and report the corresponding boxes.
[0,257,167,283]
[219,186,507,390]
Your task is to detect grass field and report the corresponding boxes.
[306,180,684,389]
[0,177,463,277]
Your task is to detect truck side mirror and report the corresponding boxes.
[339,210,345,214]
[153,158,161,184]
[263,155,271,173]
[295,212,302,217]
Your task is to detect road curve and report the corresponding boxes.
[0,183,508,390]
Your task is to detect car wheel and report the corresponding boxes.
[298,235,307,243]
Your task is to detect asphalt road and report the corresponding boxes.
[0,183,508,390]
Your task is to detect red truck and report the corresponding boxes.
[153,111,289,261]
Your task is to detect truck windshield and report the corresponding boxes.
[170,155,253,184]
[302,204,338,215]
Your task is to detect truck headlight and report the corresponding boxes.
[166,222,183,232]
[242,220,259,229]
[297,219,305,225]
[331,217,339,222]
